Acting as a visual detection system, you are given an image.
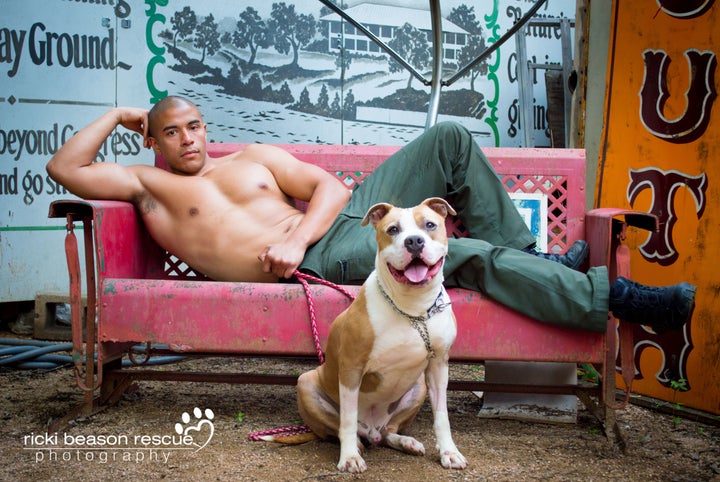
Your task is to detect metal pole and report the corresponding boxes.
[425,0,443,128]
[516,28,535,147]
[560,18,573,145]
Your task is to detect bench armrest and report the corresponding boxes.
[49,199,165,279]
[585,207,658,271]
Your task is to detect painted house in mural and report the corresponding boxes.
[320,3,469,61]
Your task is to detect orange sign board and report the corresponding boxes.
[599,1,719,414]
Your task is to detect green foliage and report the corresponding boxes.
[670,378,688,393]
[578,364,599,384]
[670,378,689,428]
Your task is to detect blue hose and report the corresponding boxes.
[0,343,73,366]
[0,338,185,370]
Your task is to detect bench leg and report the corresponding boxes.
[48,356,134,432]
[97,358,136,407]
[576,389,626,453]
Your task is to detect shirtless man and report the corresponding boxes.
[47,96,696,334]
[46,97,350,282]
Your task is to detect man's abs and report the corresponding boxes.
[139,189,304,282]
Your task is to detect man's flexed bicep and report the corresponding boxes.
[47,108,149,201]
[49,161,146,201]
[255,144,350,237]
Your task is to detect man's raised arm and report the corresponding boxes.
[46,107,149,201]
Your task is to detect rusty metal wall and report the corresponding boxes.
[598,0,719,414]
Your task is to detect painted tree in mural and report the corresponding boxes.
[335,46,352,82]
[317,84,330,117]
[457,36,489,92]
[449,5,488,93]
[195,14,221,63]
[294,87,314,112]
[171,6,197,49]
[233,7,272,66]
[276,82,294,104]
[246,73,263,99]
[448,5,482,34]
[387,23,431,89]
[330,92,342,118]
[343,89,356,120]
[268,2,317,68]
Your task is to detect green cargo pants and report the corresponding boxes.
[300,122,609,332]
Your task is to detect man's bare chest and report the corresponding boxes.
[201,161,284,205]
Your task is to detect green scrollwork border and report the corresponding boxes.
[483,0,500,146]
[145,0,168,104]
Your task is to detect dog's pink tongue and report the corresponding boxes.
[404,262,429,283]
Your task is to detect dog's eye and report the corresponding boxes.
[425,221,437,231]
[386,225,399,236]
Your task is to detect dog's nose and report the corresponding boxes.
[404,235,425,255]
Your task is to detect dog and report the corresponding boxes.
[294,197,467,473]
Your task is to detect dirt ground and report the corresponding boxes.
[2,331,719,482]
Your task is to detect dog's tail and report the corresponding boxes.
[258,431,319,444]
[249,425,318,444]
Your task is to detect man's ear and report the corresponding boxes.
[146,136,160,152]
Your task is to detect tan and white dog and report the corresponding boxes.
[296,197,467,473]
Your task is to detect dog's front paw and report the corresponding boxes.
[338,454,367,473]
[440,450,467,470]
[385,433,425,455]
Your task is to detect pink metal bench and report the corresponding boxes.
[48,144,656,447]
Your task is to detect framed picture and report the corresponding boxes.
[510,192,548,252]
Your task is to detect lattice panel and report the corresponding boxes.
[164,256,210,280]
[163,170,569,279]
[337,171,371,190]
[500,174,569,254]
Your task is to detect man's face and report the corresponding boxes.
[148,103,208,175]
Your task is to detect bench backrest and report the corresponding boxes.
[156,144,587,280]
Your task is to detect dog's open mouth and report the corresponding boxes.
[388,257,443,285]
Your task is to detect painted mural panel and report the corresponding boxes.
[143,0,575,147]
[1,0,574,300]
[599,0,719,414]
[0,1,123,301]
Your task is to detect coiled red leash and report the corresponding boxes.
[247,270,356,441]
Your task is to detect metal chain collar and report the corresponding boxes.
[376,279,451,359]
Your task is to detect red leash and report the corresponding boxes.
[293,270,356,365]
[247,270,356,441]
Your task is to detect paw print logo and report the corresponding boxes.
[175,407,215,452]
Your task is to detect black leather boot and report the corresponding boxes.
[609,277,696,333]
[523,240,589,271]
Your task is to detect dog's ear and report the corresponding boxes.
[422,197,457,218]
[361,203,393,226]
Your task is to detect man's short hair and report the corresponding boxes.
[147,96,200,138]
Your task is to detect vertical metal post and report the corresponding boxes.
[516,27,535,147]
[560,18,573,146]
[425,0,443,129]
[338,28,345,145]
